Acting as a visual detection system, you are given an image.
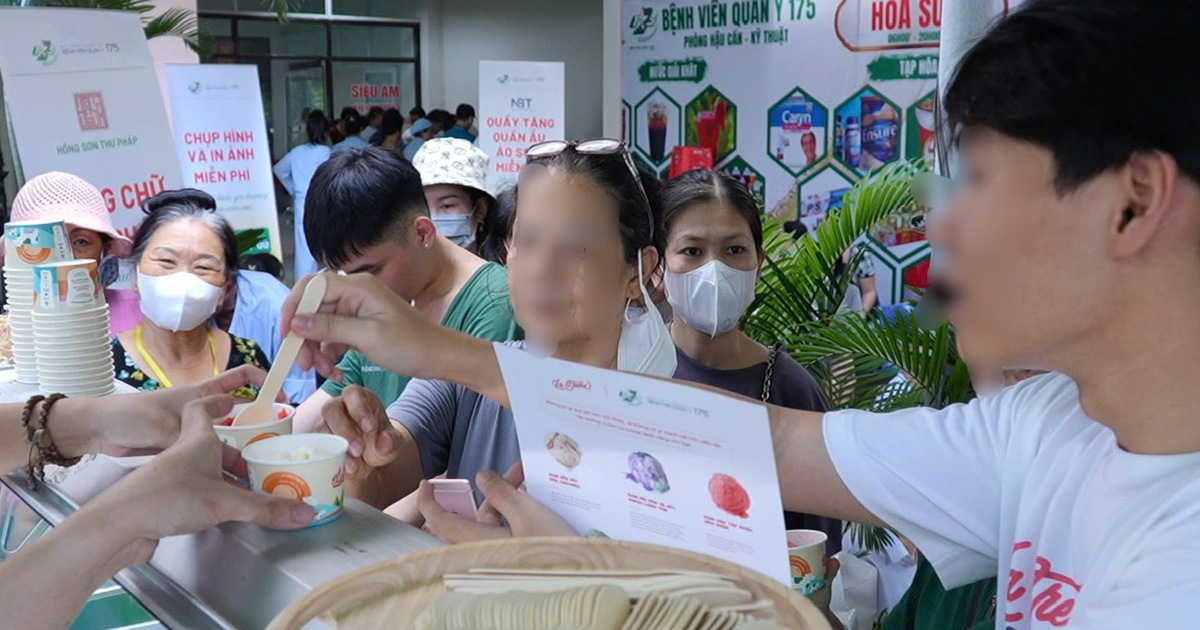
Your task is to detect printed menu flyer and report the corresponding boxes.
[495,344,790,585]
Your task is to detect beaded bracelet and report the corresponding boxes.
[22,393,79,488]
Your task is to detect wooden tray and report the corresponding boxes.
[267,537,831,630]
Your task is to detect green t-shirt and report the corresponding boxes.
[321,263,521,406]
[882,558,996,630]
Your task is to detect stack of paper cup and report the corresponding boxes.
[31,258,115,397]
[4,220,73,385]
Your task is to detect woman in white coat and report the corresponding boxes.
[274,110,331,279]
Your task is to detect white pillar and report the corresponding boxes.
[602,0,622,138]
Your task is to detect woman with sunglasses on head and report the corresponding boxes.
[660,169,841,552]
[307,139,676,520]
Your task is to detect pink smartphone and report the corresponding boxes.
[430,478,479,519]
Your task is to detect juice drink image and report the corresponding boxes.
[648,102,668,162]
[696,110,721,161]
[915,97,937,165]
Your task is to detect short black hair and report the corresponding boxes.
[305,109,328,145]
[428,109,454,131]
[339,106,359,121]
[367,106,385,121]
[343,115,363,136]
[304,147,429,268]
[661,169,763,252]
[409,106,426,119]
[944,0,1200,194]
[456,103,476,121]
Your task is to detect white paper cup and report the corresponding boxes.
[33,335,111,350]
[41,372,115,389]
[241,433,348,528]
[43,383,114,397]
[32,259,104,313]
[37,352,112,366]
[32,306,109,320]
[787,529,829,596]
[4,220,72,268]
[213,402,295,450]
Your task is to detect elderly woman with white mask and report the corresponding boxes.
[111,189,270,393]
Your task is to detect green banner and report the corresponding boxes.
[637,58,708,83]
[867,54,939,82]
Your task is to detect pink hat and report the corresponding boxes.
[10,172,132,257]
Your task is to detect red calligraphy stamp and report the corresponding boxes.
[74,92,108,131]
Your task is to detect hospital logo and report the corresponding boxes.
[188,82,202,94]
[32,40,57,66]
[629,7,657,41]
[497,74,511,85]
[619,389,643,406]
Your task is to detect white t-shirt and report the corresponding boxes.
[824,373,1200,629]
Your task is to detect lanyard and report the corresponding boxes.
[134,324,219,389]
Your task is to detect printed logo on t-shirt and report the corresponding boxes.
[1005,541,1082,628]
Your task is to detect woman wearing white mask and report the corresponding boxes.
[111,190,270,394]
[660,169,840,551]
[411,138,497,258]
[308,140,675,516]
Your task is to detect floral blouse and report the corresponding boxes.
[111,333,270,397]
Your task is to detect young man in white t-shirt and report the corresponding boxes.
[281,1,1200,626]
[774,1,1200,626]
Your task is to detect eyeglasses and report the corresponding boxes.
[525,138,655,242]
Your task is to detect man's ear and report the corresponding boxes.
[413,215,437,247]
[1111,150,1179,259]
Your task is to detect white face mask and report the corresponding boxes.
[137,271,223,332]
[664,259,758,337]
[617,255,678,377]
[432,214,476,249]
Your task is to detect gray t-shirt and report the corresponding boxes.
[388,343,523,503]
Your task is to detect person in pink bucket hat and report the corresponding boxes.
[7,171,141,337]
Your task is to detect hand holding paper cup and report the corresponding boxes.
[241,433,349,527]
[787,529,829,596]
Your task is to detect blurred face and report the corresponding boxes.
[68,226,105,261]
[507,170,642,347]
[665,200,761,276]
[137,219,227,292]
[929,127,1118,371]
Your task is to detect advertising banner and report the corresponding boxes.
[478,60,565,192]
[0,7,182,238]
[167,64,281,257]
[622,0,1017,304]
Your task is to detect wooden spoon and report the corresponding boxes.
[232,274,327,426]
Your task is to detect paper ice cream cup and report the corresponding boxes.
[787,529,829,596]
[213,402,295,451]
[4,221,72,268]
[32,259,104,312]
[241,433,347,527]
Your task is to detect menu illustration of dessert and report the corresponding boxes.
[496,344,789,585]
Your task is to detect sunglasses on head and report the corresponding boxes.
[525,138,655,242]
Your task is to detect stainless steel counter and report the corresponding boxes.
[2,464,442,629]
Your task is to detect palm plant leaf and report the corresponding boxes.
[746,159,980,552]
[143,7,209,56]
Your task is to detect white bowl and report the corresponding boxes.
[241,433,349,527]
[212,402,296,450]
